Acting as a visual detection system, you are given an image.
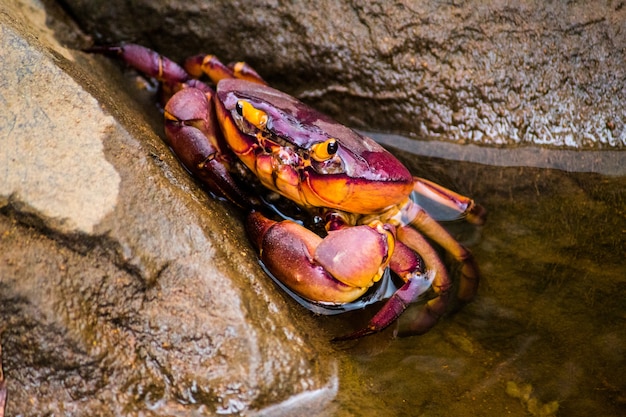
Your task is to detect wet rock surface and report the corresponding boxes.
[60,0,625,148]
[2,1,624,416]
[0,1,336,415]
[0,342,4,417]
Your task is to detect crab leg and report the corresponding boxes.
[184,54,267,85]
[89,44,191,93]
[402,203,480,303]
[413,177,486,225]
[395,225,455,336]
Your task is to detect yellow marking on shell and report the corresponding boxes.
[238,100,268,130]
[310,138,338,162]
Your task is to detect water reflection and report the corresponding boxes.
[329,147,625,417]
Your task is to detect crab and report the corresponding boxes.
[92,44,486,340]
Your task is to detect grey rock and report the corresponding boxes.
[0,0,336,415]
[62,0,625,148]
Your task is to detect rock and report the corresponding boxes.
[0,341,5,417]
[61,0,625,148]
[0,0,336,415]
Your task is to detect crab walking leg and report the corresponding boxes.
[89,44,190,90]
[413,177,487,225]
[395,225,455,335]
[402,203,480,303]
[246,211,394,304]
[184,54,267,85]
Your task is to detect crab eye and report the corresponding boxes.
[235,100,268,130]
[311,138,338,162]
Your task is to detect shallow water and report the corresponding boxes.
[99,55,624,414]
[319,146,625,416]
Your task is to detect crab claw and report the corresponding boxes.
[332,271,435,341]
[164,87,256,208]
[246,212,394,304]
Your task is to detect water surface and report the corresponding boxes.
[320,144,625,416]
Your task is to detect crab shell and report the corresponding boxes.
[213,79,414,215]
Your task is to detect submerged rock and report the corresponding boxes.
[0,1,336,415]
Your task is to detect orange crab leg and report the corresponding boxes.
[229,61,267,84]
[402,203,480,303]
[413,177,486,225]
[184,54,232,82]
[184,54,267,85]
[395,225,454,335]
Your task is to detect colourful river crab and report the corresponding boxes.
[93,44,486,340]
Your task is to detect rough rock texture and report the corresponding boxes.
[60,0,626,148]
[0,1,336,415]
[0,343,5,417]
